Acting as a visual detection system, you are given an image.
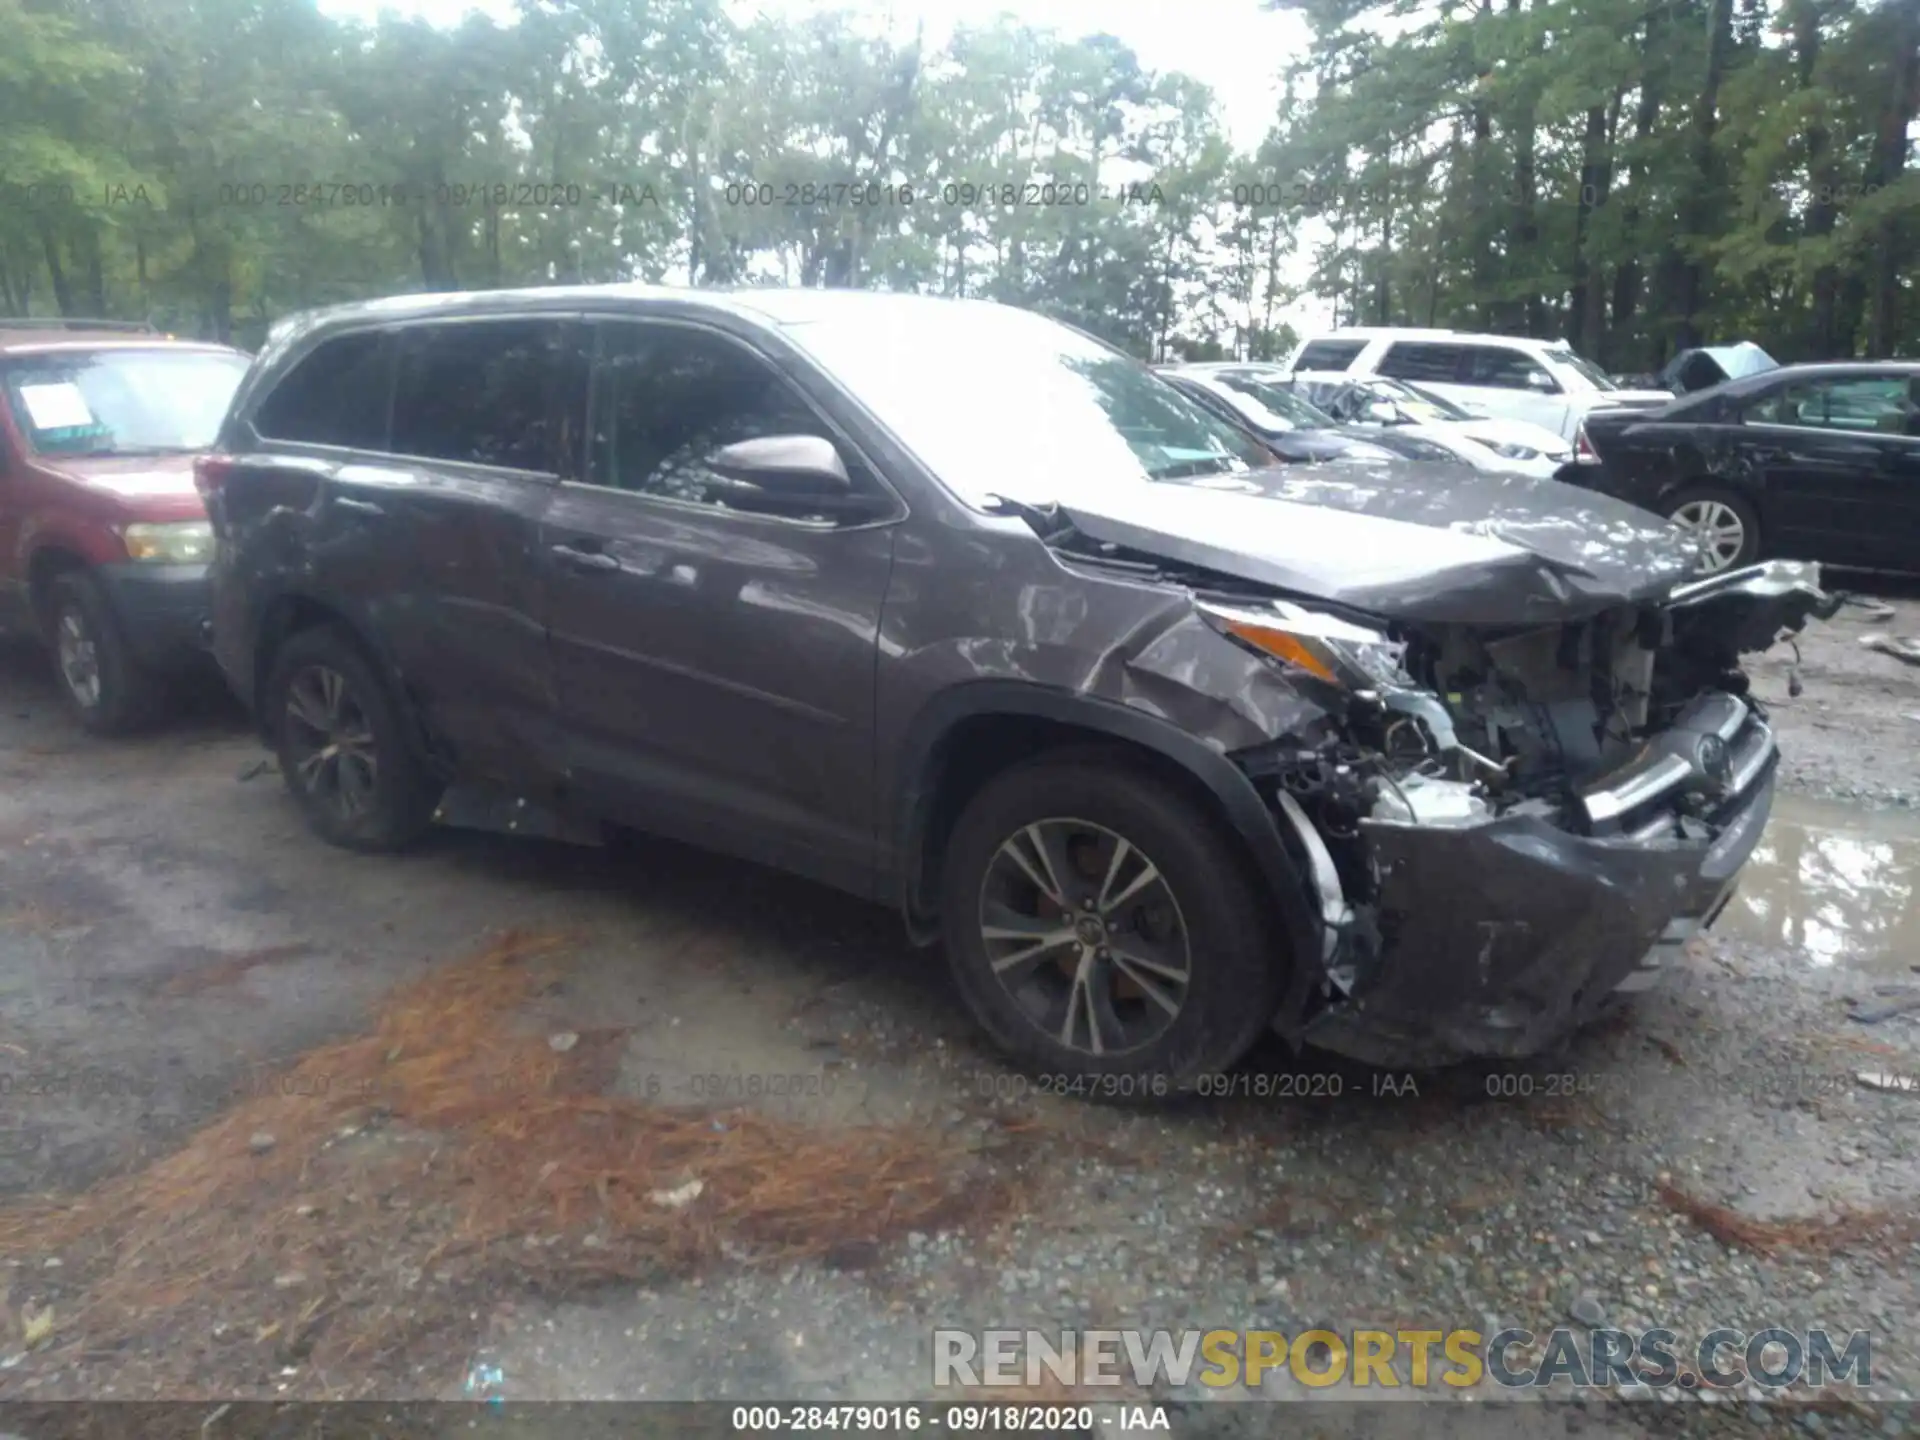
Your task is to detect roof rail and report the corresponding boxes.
[0,317,157,333]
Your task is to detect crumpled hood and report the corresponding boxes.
[1056,458,1702,626]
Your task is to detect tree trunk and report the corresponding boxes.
[1789,0,1842,357]
[37,221,74,316]
[1568,102,1613,355]
[1469,0,1495,323]
[1376,186,1392,324]
[1865,0,1919,355]
[81,226,106,315]
[1507,0,1543,334]
[1670,0,1736,351]
[1612,3,1664,360]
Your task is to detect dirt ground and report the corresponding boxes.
[0,575,1917,1439]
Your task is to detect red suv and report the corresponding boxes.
[0,320,251,732]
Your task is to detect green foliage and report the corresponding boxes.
[3,0,1911,362]
[1268,0,1919,362]
[0,0,1286,359]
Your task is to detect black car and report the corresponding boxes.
[1561,362,1920,575]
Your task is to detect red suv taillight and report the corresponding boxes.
[1573,424,1599,463]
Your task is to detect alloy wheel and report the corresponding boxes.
[1671,498,1746,574]
[977,818,1192,1057]
[55,608,102,710]
[282,665,379,822]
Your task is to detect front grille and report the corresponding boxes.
[1578,692,1774,838]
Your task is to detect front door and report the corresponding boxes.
[1741,372,1920,570]
[540,317,902,897]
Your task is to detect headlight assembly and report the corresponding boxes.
[122,520,214,564]
[1485,441,1540,461]
[1197,598,1413,693]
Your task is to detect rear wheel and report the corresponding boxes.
[264,625,439,851]
[1667,487,1759,574]
[939,752,1287,1095]
[46,571,166,735]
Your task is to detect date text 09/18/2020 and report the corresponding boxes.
[730,1404,1113,1433]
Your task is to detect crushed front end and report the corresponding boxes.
[1221,561,1839,1068]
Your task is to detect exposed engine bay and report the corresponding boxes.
[1018,486,1839,1064]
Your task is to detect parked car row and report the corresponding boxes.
[0,295,1888,1095]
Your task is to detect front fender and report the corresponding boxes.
[890,680,1325,1035]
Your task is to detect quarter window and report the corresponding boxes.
[252,331,394,450]
[1375,342,1468,384]
[1748,377,1917,435]
[587,324,860,507]
[390,320,562,472]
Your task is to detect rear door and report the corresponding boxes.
[539,316,902,896]
[1739,372,1920,568]
[249,318,565,790]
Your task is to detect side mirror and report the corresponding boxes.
[1365,401,1399,423]
[708,434,852,496]
[1525,370,1558,393]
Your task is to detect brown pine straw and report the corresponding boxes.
[1654,1181,1919,1256]
[0,930,1005,1395]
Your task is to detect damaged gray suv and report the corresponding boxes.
[201,287,1836,1090]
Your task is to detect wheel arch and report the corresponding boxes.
[25,544,91,633]
[1664,480,1764,563]
[250,588,438,768]
[890,682,1320,979]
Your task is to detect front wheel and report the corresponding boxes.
[47,571,166,735]
[1667,487,1760,575]
[264,625,439,851]
[939,752,1288,1094]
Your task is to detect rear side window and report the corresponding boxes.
[1294,339,1366,371]
[1375,342,1468,383]
[391,319,563,472]
[252,331,393,449]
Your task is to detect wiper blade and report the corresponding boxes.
[982,493,1073,541]
[1147,457,1241,481]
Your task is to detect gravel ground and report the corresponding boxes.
[0,581,1917,1439]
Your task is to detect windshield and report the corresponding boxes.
[1209,374,1338,431]
[1544,347,1616,392]
[783,305,1272,505]
[1,348,250,455]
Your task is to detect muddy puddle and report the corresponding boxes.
[1714,792,1920,976]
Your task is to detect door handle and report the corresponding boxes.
[550,543,620,572]
[333,496,385,516]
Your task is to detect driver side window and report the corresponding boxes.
[587,323,861,505]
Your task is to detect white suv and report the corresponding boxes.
[1283,328,1673,443]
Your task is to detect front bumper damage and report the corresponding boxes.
[1255,560,1834,1069]
[1297,696,1775,1069]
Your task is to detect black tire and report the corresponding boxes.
[939,750,1288,1095]
[263,624,439,852]
[1665,485,1760,574]
[45,571,166,735]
